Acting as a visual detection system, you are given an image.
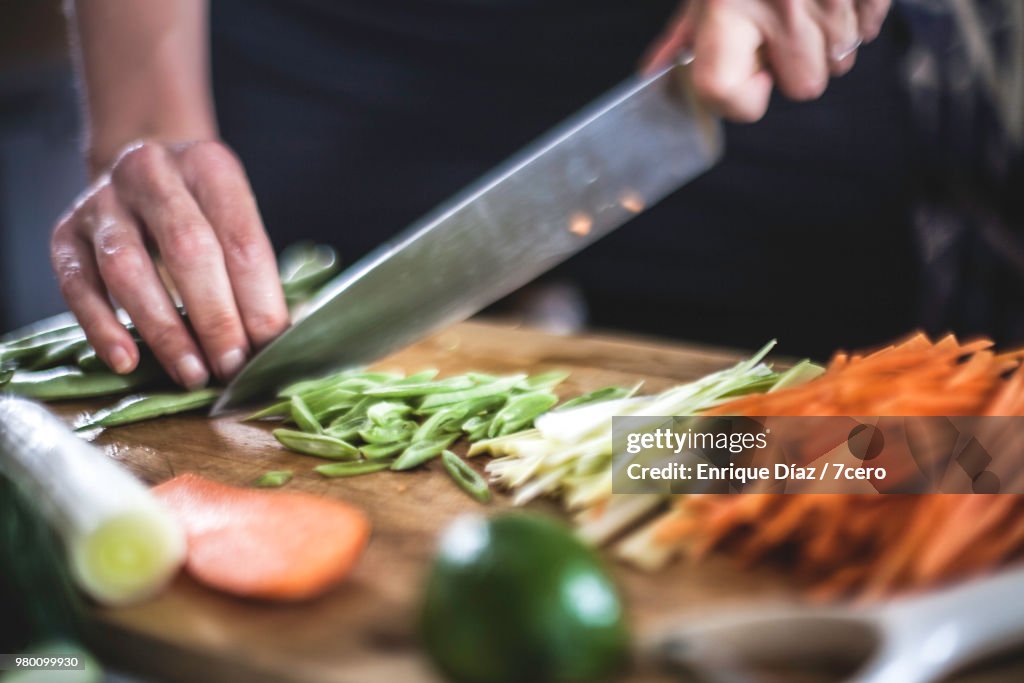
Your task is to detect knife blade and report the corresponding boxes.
[213,61,722,413]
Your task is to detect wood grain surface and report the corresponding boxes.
[49,322,1023,683]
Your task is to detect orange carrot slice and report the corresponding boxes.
[153,473,370,601]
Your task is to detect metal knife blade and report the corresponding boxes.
[213,62,722,413]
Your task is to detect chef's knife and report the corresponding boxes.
[213,61,722,413]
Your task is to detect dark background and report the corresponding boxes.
[0,1,1018,361]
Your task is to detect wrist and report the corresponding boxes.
[86,127,219,179]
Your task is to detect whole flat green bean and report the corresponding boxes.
[391,434,458,471]
[488,391,558,437]
[74,344,106,372]
[273,429,359,460]
[1,311,79,345]
[441,450,491,503]
[77,388,220,429]
[0,362,14,388]
[253,470,294,488]
[315,460,394,478]
[7,364,162,401]
[28,337,90,371]
[289,395,323,433]
[0,331,85,366]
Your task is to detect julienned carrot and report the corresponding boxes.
[637,333,1024,599]
[153,473,370,601]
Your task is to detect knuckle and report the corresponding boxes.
[56,268,88,302]
[181,139,240,173]
[51,215,75,246]
[784,74,828,100]
[733,102,768,124]
[775,0,802,24]
[146,319,188,357]
[96,247,147,289]
[163,223,217,268]
[246,308,290,343]
[692,66,739,109]
[220,229,267,270]
[111,141,169,192]
[195,307,244,342]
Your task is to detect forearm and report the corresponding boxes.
[68,0,217,176]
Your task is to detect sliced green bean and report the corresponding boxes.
[415,393,505,416]
[277,369,395,398]
[279,242,340,302]
[289,395,323,433]
[359,419,416,444]
[326,415,368,440]
[363,376,476,399]
[516,370,570,392]
[315,460,394,478]
[253,470,293,488]
[360,441,410,460]
[417,375,525,410]
[387,369,440,385]
[367,400,412,425]
[487,391,558,437]
[278,372,346,398]
[465,372,500,383]
[555,385,635,411]
[337,395,381,421]
[441,450,491,503]
[461,415,493,442]
[413,404,468,442]
[273,429,359,460]
[77,388,220,429]
[6,363,162,401]
[245,400,290,421]
[292,386,358,418]
[391,434,458,471]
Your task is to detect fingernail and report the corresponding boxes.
[175,354,209,389]
[217,348,247,379]
[108,346,135,374]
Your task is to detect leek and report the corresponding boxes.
[0,398,184,606]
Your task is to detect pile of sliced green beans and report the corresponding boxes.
[0,244,341,428]
[250,367,585,502]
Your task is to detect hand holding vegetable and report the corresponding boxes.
[645,0,891,121]
[50,139,290,389]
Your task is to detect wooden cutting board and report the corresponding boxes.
[52,322,1023,683]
